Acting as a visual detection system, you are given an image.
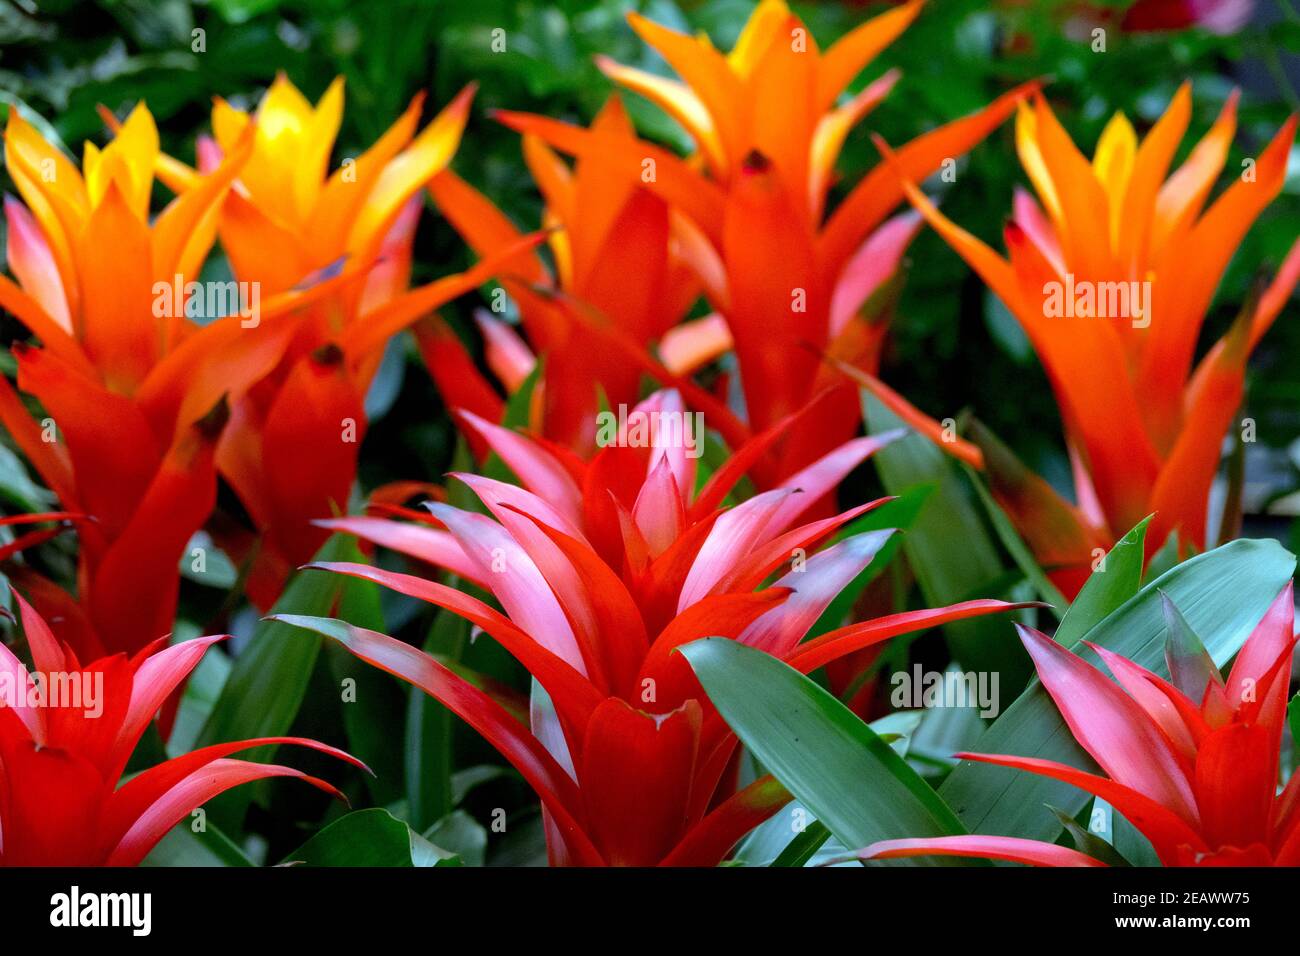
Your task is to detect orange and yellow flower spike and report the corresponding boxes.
[134,75,522,606]
[883,85,1300,589]
[494,0,1037,488]
[427,95,702,453]
[0,101,347,655]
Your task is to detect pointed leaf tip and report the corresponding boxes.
[1159,589,1220,701]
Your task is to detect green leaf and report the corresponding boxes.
[962,461,1066,616]
[771,820,831,867]
[194,535,368,832]
[870,710,924,757]
[502,358,541,429]
[282,809,460,867]
[1053,516,1149,648]
[405,606,469,832]
[863,393,1029,687]
[1094,798,1161,867]
[1159,589,1220,701]
[325,567,403,806]
[178,531,239,589]
[681,638,971,864]
[210,0,283,26]
[940,537,1296,842]
[483,359,543,487]
[167,635,232,754]
[1288,694,1300,774]
[0,441,54,511]
[142,820,254,867]
[423,810,488,867]
[1046,805,1130,867]
[1143,530,1182,583]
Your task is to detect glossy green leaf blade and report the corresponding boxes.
[1053,516,1149,648]
[863,393,1029,687]
[940,537,1295,841]
[324,556,402,805]
[194,534,370,831]
[405,606,469,832]
[282,809,459,867]
[681,638,970,864]
[196,535,360,749]
[771,821,831,867]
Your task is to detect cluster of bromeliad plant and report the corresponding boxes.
[0,0,1297,867]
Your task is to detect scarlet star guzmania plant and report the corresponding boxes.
[856,583,1299,867]
[873,85,1300,595]
[131,75,531,606]
[0,103,363,657]
[0,584,363,866]
[276,388,1028,865]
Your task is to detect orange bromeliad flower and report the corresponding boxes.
[0,103,348,657]
[275,389,1027,865]
[425,96,701,455]
[881,86,1300,595]
[494,0,1037,487]
[138,76,527,606]
[0,584,363,866]
[855,583,1299,867]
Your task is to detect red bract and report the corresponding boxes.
[277,389,1026,865]
[0,588,363,866]
[856,583,1299,867]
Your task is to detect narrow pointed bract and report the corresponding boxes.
[0,588,362,866]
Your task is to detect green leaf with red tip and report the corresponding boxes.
[961,459,1066,616]
[1046,804,1130,867]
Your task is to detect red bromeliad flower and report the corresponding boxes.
[130,75,530,607]
[0,104,360,657]
[425,96,703,455]
[872,86,1300,596]
[0,587,362,866]
[856,583,1299,867]
[275,389,1026,865]
[493,0,1036,488]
